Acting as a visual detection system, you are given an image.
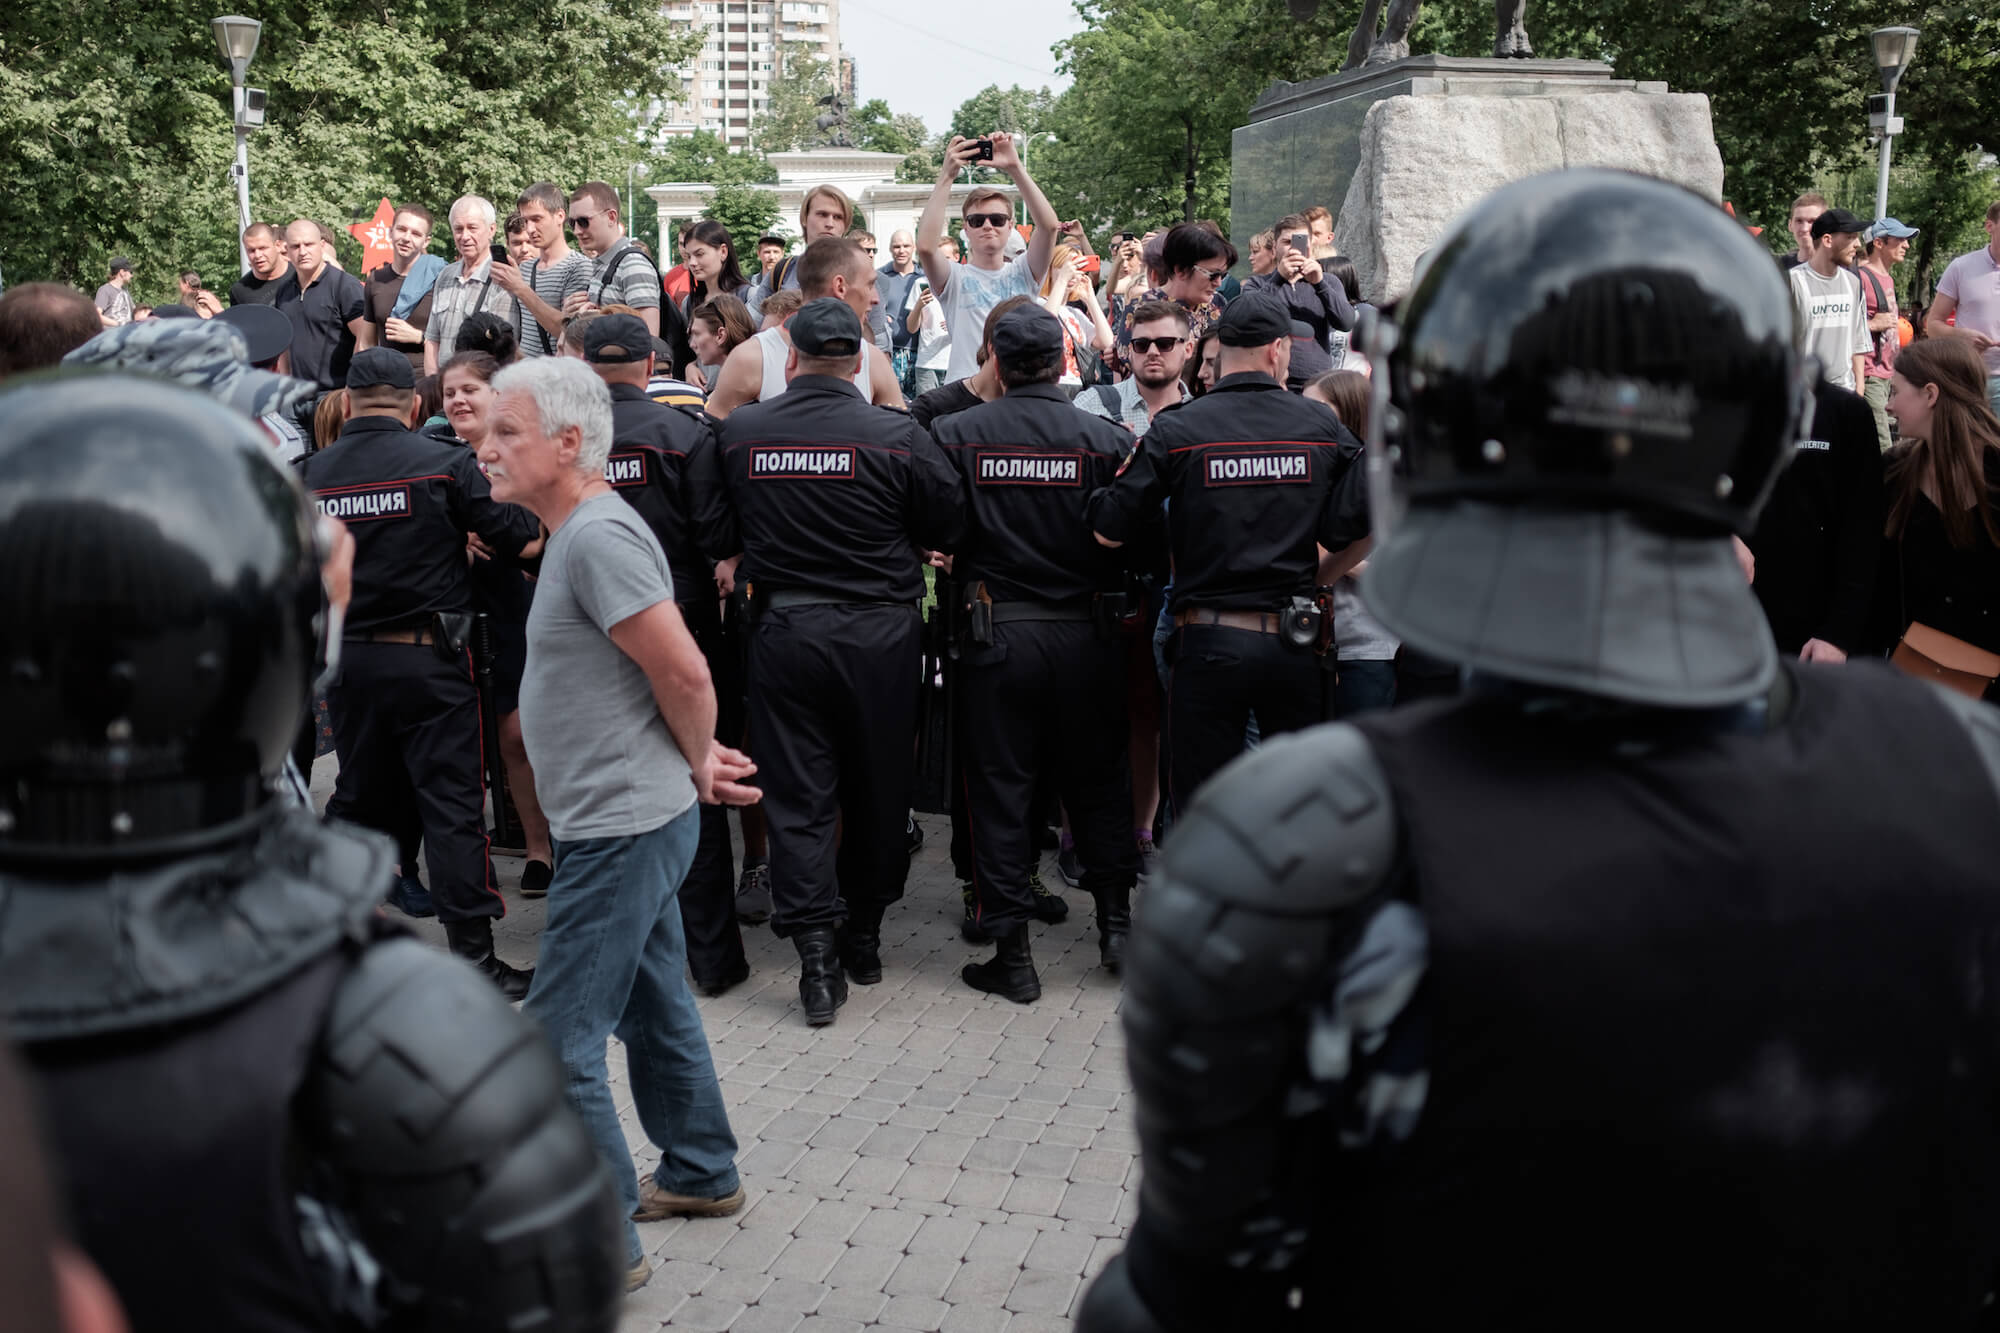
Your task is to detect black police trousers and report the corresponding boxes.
[679,597,748,986]
[748,602,921,938]
[1165,624,1324,812]
[326,641,503,923]
[959,620,1138,938]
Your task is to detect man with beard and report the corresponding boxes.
[1077,299,1190,436]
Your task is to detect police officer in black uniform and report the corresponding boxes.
[695,298,964,1026]
[930,307,1147,996]
[584,312,750,996]
[1078,170,2000,1333]
[1089,295,1367,810]
[302,347,541,996]
[0,375,624,1333]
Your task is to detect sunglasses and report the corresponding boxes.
[861,246,877,254]
[569,214,598,230]
[963,213,1012,230]
[1129,336,1183,354]
[1194,265,1228,283]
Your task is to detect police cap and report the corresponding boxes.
[346,346,415,391]
[990,306,1065,376]
[790,298,863,358]
[213,303,294,366]
[581,312,655,364]
[1216,295,1290,347]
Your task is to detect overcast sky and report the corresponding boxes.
[839,0,1085,134]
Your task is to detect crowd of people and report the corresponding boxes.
[2,137,2000,1332]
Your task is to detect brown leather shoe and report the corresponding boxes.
[632,1180,746,1223]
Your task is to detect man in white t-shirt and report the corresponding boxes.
[1787,207,1871,392]
[1929,199,2000,417]
[916,132,1060,384]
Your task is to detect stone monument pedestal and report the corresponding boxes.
[1230,56,1723,304]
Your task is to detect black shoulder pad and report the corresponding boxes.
[299,940,624,1332]
[1120,724,1402,1258]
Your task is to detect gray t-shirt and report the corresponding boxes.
[589,238,662,313]
[520,493,695,840]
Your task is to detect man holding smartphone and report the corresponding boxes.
[916,131,1062,385]
[1246,211,1353,355]
[425,194,520,374]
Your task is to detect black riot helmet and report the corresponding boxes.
[1360,170,1811,708]
[0,375,323,856]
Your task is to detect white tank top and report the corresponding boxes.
[754,325,873,403]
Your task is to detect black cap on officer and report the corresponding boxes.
[790,298,864,359]
[0,375,324,851]
[346,346,415,392]
[214,303,294,368]
[1216,296,1291,347]
[990,306,1065,379]
[581,312,659,364]
[1361,168,1808,709]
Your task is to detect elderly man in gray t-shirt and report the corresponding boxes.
[484,356,760,1294]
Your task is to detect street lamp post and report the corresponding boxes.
[211,15,264,274]
[627,162,647,235]
[1869,25,1919,222]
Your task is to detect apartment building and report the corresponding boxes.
[658,0,847,147]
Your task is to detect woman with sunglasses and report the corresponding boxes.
[1108,222,1233,380]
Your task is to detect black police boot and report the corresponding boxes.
[1093,885,1132,975]
[837,906,884,985]
[444,918,535,1002]
[794,928,848,1026]
[962,924,1041,1004]
[1028,863,1069,923]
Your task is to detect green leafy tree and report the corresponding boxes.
[948,84,1059,143]
[703,181,784,250]
[0,0,703,296]
[631,130,777,249]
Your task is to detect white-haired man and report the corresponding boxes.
[425,195,520,374]
[482,355,759,1293]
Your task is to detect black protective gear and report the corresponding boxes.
[0,376,321,853]
[1382,168,1806,535]
[444,916,534,1001]
[299,936,626,1332]
[961,923,1041,1004]
[794,926,846,1026]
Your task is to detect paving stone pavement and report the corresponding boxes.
[311,759,1135,1332]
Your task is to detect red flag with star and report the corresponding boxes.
[348,198,395,272]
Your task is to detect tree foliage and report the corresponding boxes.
[704,182,784,250]
[632,129,778,249]
[0,0,703,298]
[1032,0,2000,273]
[757,42,838,152]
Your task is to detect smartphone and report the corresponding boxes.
[1288,232,1311,256]
[491,242,513,267]
[969,135,995,162]
[1116,232,1137,244]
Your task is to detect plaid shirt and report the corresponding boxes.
[424,257,519,360]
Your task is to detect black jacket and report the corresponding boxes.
[606,381,721,603]
[1088,373,1366,611]
[929,383,1137,604]
[1748,382,1884,655]
[696,375,965,601]
[301,414,537,632]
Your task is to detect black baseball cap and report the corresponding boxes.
[149,304,201,320]
[790,298,864,358]
[345,346,416,391]
[213,303,294,366]
[1217,295,1291,347]
[990,306,1065,373]
[581,312,655,364]
[1809,208,1867,242]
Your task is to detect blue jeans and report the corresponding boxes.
[524,808,739,1265]
[1988,374,2000,421]
[1334,659,1398,718]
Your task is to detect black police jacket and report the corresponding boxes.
[1746,381,1883,656]
[930,382,1137,604]
[607,381,720,604]
[697,374,965,602]
[302,414,538,633]
[1088,372,1367,612]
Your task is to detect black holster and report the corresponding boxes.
[430,611,474,665]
